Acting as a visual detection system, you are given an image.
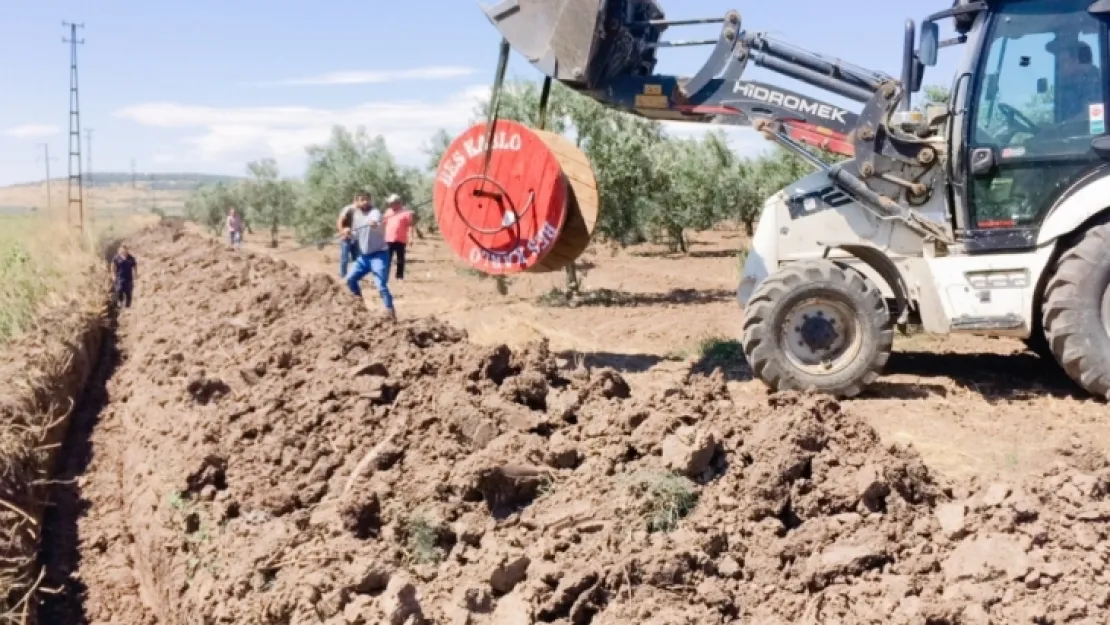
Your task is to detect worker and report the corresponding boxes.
[226,207,243,249]
[111,244,138,309]
[337,194,361,278]
[337,191,396,319]
[383,193,414,280]
[1056,39,1101,122]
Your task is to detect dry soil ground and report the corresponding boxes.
[219,224,1110,484]
[26,221,1110,625]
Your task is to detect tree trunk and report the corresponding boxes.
[743,219,755,236]
[270,220,279,248]
[564,264,580,297]
[668,226,687,254]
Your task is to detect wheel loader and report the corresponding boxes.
[471,0,1110,399]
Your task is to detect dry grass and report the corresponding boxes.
[630,471,699,533]
[0,208,150,623]
[0,210,152,343]
[0,214,96,342]
[0,182,188,217]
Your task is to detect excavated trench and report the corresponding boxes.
[37,310,120,623]
[20,221,1110,625]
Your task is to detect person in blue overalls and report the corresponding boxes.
[337,191,396,320]
[111,244,138,308]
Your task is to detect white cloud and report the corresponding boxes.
[4,124,60,138]
[115,85,491,172]
[114,86,777,178]
[256,66,478,86]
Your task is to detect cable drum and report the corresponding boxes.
[433,120,599,275]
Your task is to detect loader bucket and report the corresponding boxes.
[480,0,667,88]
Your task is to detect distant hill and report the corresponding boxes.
[4,172,244,192]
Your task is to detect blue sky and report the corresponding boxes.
[0,1,962,185]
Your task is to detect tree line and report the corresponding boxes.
[184,79,844,250]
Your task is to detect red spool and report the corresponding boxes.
[433,120,570,274]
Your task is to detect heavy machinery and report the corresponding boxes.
[461,0,1110,399]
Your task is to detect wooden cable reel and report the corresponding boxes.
[432,119,599,275]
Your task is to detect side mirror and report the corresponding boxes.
[919,21,939,66]
[1037,78,1049,93]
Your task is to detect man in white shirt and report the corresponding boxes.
[337,191,396,319]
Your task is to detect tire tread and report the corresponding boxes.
[740,259,892,398]
[1042,221,1110,399]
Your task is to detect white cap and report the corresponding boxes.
[385,193,401,204]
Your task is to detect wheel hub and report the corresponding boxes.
[799,311,839,351]
[782,298,862,376]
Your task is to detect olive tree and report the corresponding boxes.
[295,126,418,244]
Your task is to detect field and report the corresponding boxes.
[0,180,189,218]
[2,183,1109,624]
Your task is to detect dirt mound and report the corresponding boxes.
[45,223,1110,625]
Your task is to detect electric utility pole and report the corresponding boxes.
[62,21,85,231]
[37,143,55,211]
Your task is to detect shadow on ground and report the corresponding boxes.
[675,341,1087,402]
[630,249,740,260]
[556,350,667,374]
[690,338,753,382]
[538,287,735,308]
[873,350,1087,401]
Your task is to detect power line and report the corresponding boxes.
[37,143,56,212]
[62,21,85,231]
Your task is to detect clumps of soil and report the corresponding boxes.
[50,222,1110,625]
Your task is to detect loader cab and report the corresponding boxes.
[937,0,1110,252]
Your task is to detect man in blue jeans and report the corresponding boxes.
[337,191,396,319]
[337,195,361,278]
[111,244,138,308]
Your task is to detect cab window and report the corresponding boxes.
[968,0,1105,230]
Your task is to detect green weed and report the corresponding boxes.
[405,516,445,566]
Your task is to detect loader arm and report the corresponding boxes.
[480,0,955,243]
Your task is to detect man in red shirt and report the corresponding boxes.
[383,193,414,280]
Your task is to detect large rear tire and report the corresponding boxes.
[1041,221,1110,399]
[740,259,893,398]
